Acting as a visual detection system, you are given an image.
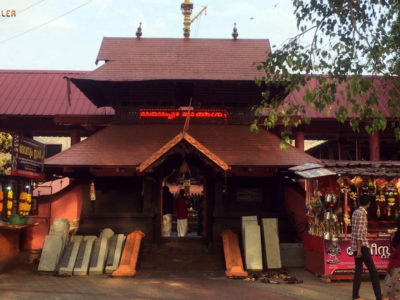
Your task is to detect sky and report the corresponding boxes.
[0,0,299,71]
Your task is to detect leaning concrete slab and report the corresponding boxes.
[58,235,83,276]
[243,224,263,271]
[38,235,64,272]
[73,236,96,276]
[49,218,70,250]
[241,216,258,263]
[112,231,145,277]
[221,230,248,278]
[89,237,109,275]
[105,234,126,274]
[262,218,282,269]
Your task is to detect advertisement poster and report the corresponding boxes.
[11,134,45,179]
[323,235,391,275]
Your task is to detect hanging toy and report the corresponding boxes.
[0,189,3,213]
[386,184,398,218]
[26,193,31,216]
[376,193,386,219]
[19,192,27,216]
[7,189,13,218]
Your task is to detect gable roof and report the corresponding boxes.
[45,124,320,168]
[0,70,114,116]
[74,38,270,82]
[137,131,230,172]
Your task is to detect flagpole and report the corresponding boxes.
[183,97,193,134]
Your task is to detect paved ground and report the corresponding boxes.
[0,262,380,300]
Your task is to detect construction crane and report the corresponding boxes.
[181,0,207,39]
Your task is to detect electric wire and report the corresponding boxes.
[0,0,94,44]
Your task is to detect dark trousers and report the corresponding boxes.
[352,246,382,300]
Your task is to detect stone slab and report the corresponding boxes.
[89,237,109,275]
[280,243,305,267]
[49,218,70,250]
[105,234,126,274]
[241,216,259,267]
[58,235,83,276]
[261,218,282,269]
[38,235,64,272]
[73,236,96,276]
[243,224,263,271]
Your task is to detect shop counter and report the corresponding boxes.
[303,232,391,280]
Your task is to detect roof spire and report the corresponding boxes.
[136,22,142,39]
[181,0,193,39]
[232,23,238,39]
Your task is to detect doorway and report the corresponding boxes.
[159,153,207,239]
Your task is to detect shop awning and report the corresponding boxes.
[289,163,336,178]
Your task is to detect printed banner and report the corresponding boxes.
[11,134,45,179]
[323,235,392,275]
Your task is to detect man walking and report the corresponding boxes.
[351,194,388,300]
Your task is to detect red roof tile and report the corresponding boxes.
[76,38,270,82]
[0,70,115,116]
[283,76,395,119]
[45,124,320,168]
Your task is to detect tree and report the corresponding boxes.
[253,0,400,147]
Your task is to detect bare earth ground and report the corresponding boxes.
[0,261,379,300]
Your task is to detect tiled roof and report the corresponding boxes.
[0,70,114,116]
[322,160,400,177]
[45,124,320,168]
[283,76,394,119]
[75,38,270,82]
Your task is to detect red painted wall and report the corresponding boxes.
[0,228,20,261]
[23,184,83,250]
[284,182,307,241]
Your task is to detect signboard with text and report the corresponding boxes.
[11,134,45,179]
[323,235,391,276]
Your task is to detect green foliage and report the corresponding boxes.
[255,0,400,144]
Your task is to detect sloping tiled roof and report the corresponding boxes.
[283,76,394,119]
[322,160,400,177]
[45,124,320,168]
[137,131,230,172]
[0,70,114,116]
[74,38,270,82]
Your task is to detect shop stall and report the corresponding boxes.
[291,161,400,280]
[0,134,44,268]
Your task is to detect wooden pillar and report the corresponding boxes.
[337,137,347,160]
[369,132,380,161]
[70,128,80,145]
[295,130,305,152]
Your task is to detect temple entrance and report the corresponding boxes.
[159,152,207,239]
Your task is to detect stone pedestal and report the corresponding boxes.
[58,235,83,276]
[261,218,281,269]
[73,236,96,276]
[89,237,109,275]
[105,234,126,274]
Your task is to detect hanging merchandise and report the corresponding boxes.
[7,188,13,218]
[0,185,3,213]
[385,184,398,218]
[26,192,31,216]
[90,181,96,201]
[18,192,27,216]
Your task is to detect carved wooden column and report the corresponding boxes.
[70,128,80,145]
[295,129,305,152]
[369,132,380,161]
